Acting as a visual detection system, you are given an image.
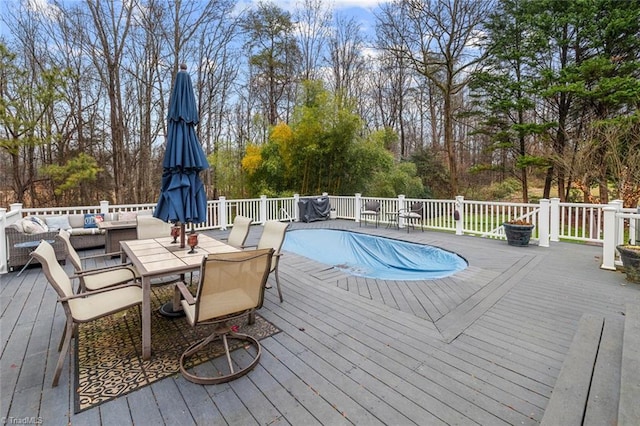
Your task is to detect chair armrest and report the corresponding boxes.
[220,238,248,249]
[59,282,140,302]
[75,262,135,276]
[175,281,196,305]
[80,251,123,260]
[72,265,137,280]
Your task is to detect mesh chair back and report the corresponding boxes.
[57,229,83,272]
[32,240,75,300]
[137,216,173,239]
[227,215,253,247]
[257,221,289,272]
[193,248,273,322]
[364,201,380,212]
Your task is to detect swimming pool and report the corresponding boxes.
[282,229,467,280]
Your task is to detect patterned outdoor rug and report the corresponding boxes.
[74,285,280,413]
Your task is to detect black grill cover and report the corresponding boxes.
[298,197,331,222]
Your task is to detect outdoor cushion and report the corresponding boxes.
[83,213,105,228]
[45,216,73,231]
[31,216,49,232]
[69,227,104,236]
[68,214,85,228]
[21,218,41,234]
[21,217,48,234]
[118,211,138,221]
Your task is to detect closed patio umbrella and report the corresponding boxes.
[154,64,209,247]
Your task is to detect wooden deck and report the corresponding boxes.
[2,220,639,425]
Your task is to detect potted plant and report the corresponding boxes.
[503,219,535,246]
[617,244,640,283]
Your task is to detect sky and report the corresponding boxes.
[241,0,383,35]
[0,0,385,59]
[0,0,384,38]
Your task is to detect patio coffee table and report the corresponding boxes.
[386,211,400,229]
[98,220,138,256]
[14,239,55,276]
[120,234,239,360]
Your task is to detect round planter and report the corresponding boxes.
[503,222,534,247]
[617,245,640,283]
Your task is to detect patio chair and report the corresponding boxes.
[136,216,173,240]
[136,216,188,290]
[31,240,143,387]
[176,248,274,384]
[245,220,289,302]
[221,215,253,248]
[56,229,138,292]
[399,202,424,233]
[360,200,381,228]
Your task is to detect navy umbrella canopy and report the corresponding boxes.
[154,65,209,231]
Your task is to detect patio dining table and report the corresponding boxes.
[120,234,239,360]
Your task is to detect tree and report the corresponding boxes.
[294,0,331,81]
[126,0,167,203]
[193,1,241,199]
[469,0,551,202]
[566,114,640,207]
[41,153,102,201]
[538,0,640,203]
[328,14,366,107]
[242,80,396,196]
[411,147,450,198]
[0,42,66,205]
[241,2,301,127]
[83,0,134,203]
[376,0,490,196]
[359,131,424,198]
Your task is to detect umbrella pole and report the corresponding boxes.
[180,223,186,248]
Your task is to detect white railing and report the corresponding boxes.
[460,199,541,239]
[2,194,637,275]
[601,201,640,270]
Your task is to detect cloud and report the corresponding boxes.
[240,0,386,13]
[333,0,383,8]
[26,0,61,20]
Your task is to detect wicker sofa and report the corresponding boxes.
[43,214,113,249]
[5,213,114,272]
[5,224,67,272]
[5,211,153,271]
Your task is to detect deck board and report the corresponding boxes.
[2,219,639,425]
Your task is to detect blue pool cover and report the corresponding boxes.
[282,229,467,280]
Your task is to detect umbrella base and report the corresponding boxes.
[159,301,186,318]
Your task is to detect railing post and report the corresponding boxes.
[355,193,362,223]
[612,199,624,246]
[455,195,464,235]
[538,199,550,247]
[100,200,109,215]
[550,198,560,242]
[3,204,22,275]
[0,208,7,274]
[260,195,267,224]
[398,194,406,228]
[634,206,640,245]
[293,194,300,222]
[601,205,618,270]
[219,196,227,230]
